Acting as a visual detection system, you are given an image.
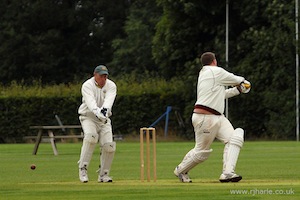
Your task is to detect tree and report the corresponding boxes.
[0,0,129,84]
[151,0,297,139]
[153,0,226,78]
[0,0,297,139]
[228,0,296,139]
[109,0,162,76]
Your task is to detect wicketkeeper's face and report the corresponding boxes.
[94,73,108,88]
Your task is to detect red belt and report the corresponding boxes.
[194,105,221,115]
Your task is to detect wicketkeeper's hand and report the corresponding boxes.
[237,80,251,93]
[94,107,108,123]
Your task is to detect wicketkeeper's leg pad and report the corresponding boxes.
[78,133,98,168]
[99,142,116,175]
[223,128,244,174]
[176,149,213,174]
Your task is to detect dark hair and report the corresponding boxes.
[200,52,216,66]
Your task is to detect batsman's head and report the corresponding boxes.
[94,65,109,75]
[200,52,217,66]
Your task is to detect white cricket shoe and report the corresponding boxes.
[97,170,113,183]
[174,166,192,183]
[219,173,242,183]
[79,165,88,183]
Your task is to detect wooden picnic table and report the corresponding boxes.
[29,125,83,156]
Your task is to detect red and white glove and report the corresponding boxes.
[238,80,251,93]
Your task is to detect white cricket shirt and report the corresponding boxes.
[195,65,245,114]
[78,77,117,117]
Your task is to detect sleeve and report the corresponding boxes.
[216,67,245,86]
[225,87,240,99]
[102,81,117,116]
[81,82,99,114]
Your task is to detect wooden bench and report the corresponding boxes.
[23,134,84,143]
[28,125,123,155]
[29,125,83,155]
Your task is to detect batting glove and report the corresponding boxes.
[237,80,251,93]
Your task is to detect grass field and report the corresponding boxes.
[0,140,299,200]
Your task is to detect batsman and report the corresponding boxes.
[78,65,117,183]
[174,52,251,183]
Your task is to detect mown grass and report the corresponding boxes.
[0,141,299,200]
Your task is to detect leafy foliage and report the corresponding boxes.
[0,0,129,84]
[228,0,296,138]
[0,0,298,139]
[109,0,161,75]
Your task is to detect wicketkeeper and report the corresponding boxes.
[174,52,251,183]
[78,65,117,183]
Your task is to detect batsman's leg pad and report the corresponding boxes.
[224,128,244,174]
[176,149,213,174]
[99,142,116,175]
[78,133,98,168]
[229,128,244,148]
[222,143,229,172]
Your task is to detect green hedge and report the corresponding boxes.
[0,77,193,143]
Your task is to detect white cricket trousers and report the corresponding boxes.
[79,114,113,146]
[192,113,234,150]
[78,114,114,170]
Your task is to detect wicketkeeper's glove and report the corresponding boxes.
[94,107,108,123]
[100,107,108,117]
[237,80,251,93]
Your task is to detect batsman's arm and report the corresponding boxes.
[225,79,251,98]
[216,67,245,87]
[225,87,240,99]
